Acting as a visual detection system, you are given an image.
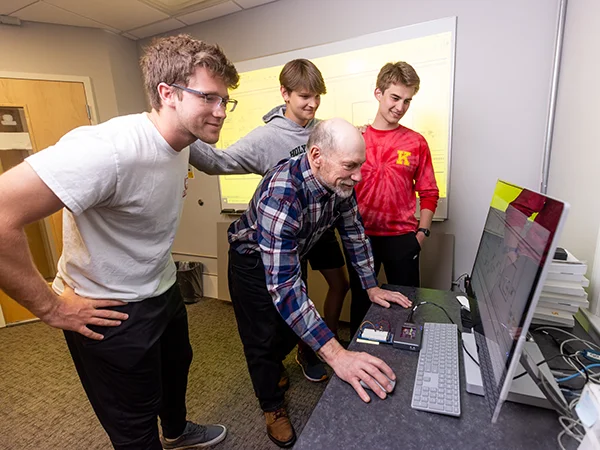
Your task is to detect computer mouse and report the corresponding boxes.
[359,375,396,394]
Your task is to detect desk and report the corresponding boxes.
[295,286,564,450]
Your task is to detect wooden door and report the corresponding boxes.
[0,78,90,324]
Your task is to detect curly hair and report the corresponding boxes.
[140,34,239,110]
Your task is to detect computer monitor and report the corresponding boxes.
[467,180,570,422]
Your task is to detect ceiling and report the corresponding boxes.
[0,0,278,40]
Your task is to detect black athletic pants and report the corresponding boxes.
[64,284,192,449]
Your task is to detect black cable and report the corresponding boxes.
[512,354,592,384]
[537,329,562,347]
[518,329,596,383]
[409,301,456,325]
[409,302,473,365]
[407,302,479,370]
[512,353,569,380]
[534,329,579,355]
[462,340,479,367]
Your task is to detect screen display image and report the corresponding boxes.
[401,326,417,339]
[468,180,569,422]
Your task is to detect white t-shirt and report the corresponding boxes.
[26,113,190,301]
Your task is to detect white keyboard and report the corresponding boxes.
[410,322,461,417]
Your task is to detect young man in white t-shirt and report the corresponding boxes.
[0,35,239,450]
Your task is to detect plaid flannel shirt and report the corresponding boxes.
[229,154,378,351]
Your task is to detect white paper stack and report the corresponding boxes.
[533,249,588,327]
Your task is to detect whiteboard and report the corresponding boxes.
[216,17,456,219]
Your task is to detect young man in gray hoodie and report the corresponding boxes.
[190,59,348,383]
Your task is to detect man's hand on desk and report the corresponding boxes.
[367,286,411,308]
[318,338,396,403]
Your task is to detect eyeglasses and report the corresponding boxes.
[169,84,238,112]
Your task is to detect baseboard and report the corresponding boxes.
[202,273,218,299]
[6,317,40,327]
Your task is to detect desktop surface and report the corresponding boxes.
[294,286,564,450]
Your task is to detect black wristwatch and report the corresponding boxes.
[417,228,431,237]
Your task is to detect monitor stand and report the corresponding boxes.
[462,332,568,411]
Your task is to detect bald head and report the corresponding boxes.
[307,118,365,156]
[307,118,365,198]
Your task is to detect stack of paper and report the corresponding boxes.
[533,249,588,327]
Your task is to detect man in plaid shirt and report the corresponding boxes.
[228,118,411,448]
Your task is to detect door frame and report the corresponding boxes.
[0,71,99,125]
[1,101,61,274]
[0,72,98,328]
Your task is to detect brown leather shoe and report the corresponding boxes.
[264,408,296,448]
[278,369,290,391]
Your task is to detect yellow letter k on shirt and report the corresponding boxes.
[396,150,411,166]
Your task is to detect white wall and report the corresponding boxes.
[548,0,600,306]
[4,1,591,304]
[0,21,146,122]
[144,0,561,280]
[103,31,148,116]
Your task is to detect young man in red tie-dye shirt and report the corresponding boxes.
[349,61,439,336]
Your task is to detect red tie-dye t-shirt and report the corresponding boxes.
[355,125,439,236]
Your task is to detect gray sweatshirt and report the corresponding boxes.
[189,105,317,176]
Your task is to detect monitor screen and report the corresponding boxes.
[467,180,569,422]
